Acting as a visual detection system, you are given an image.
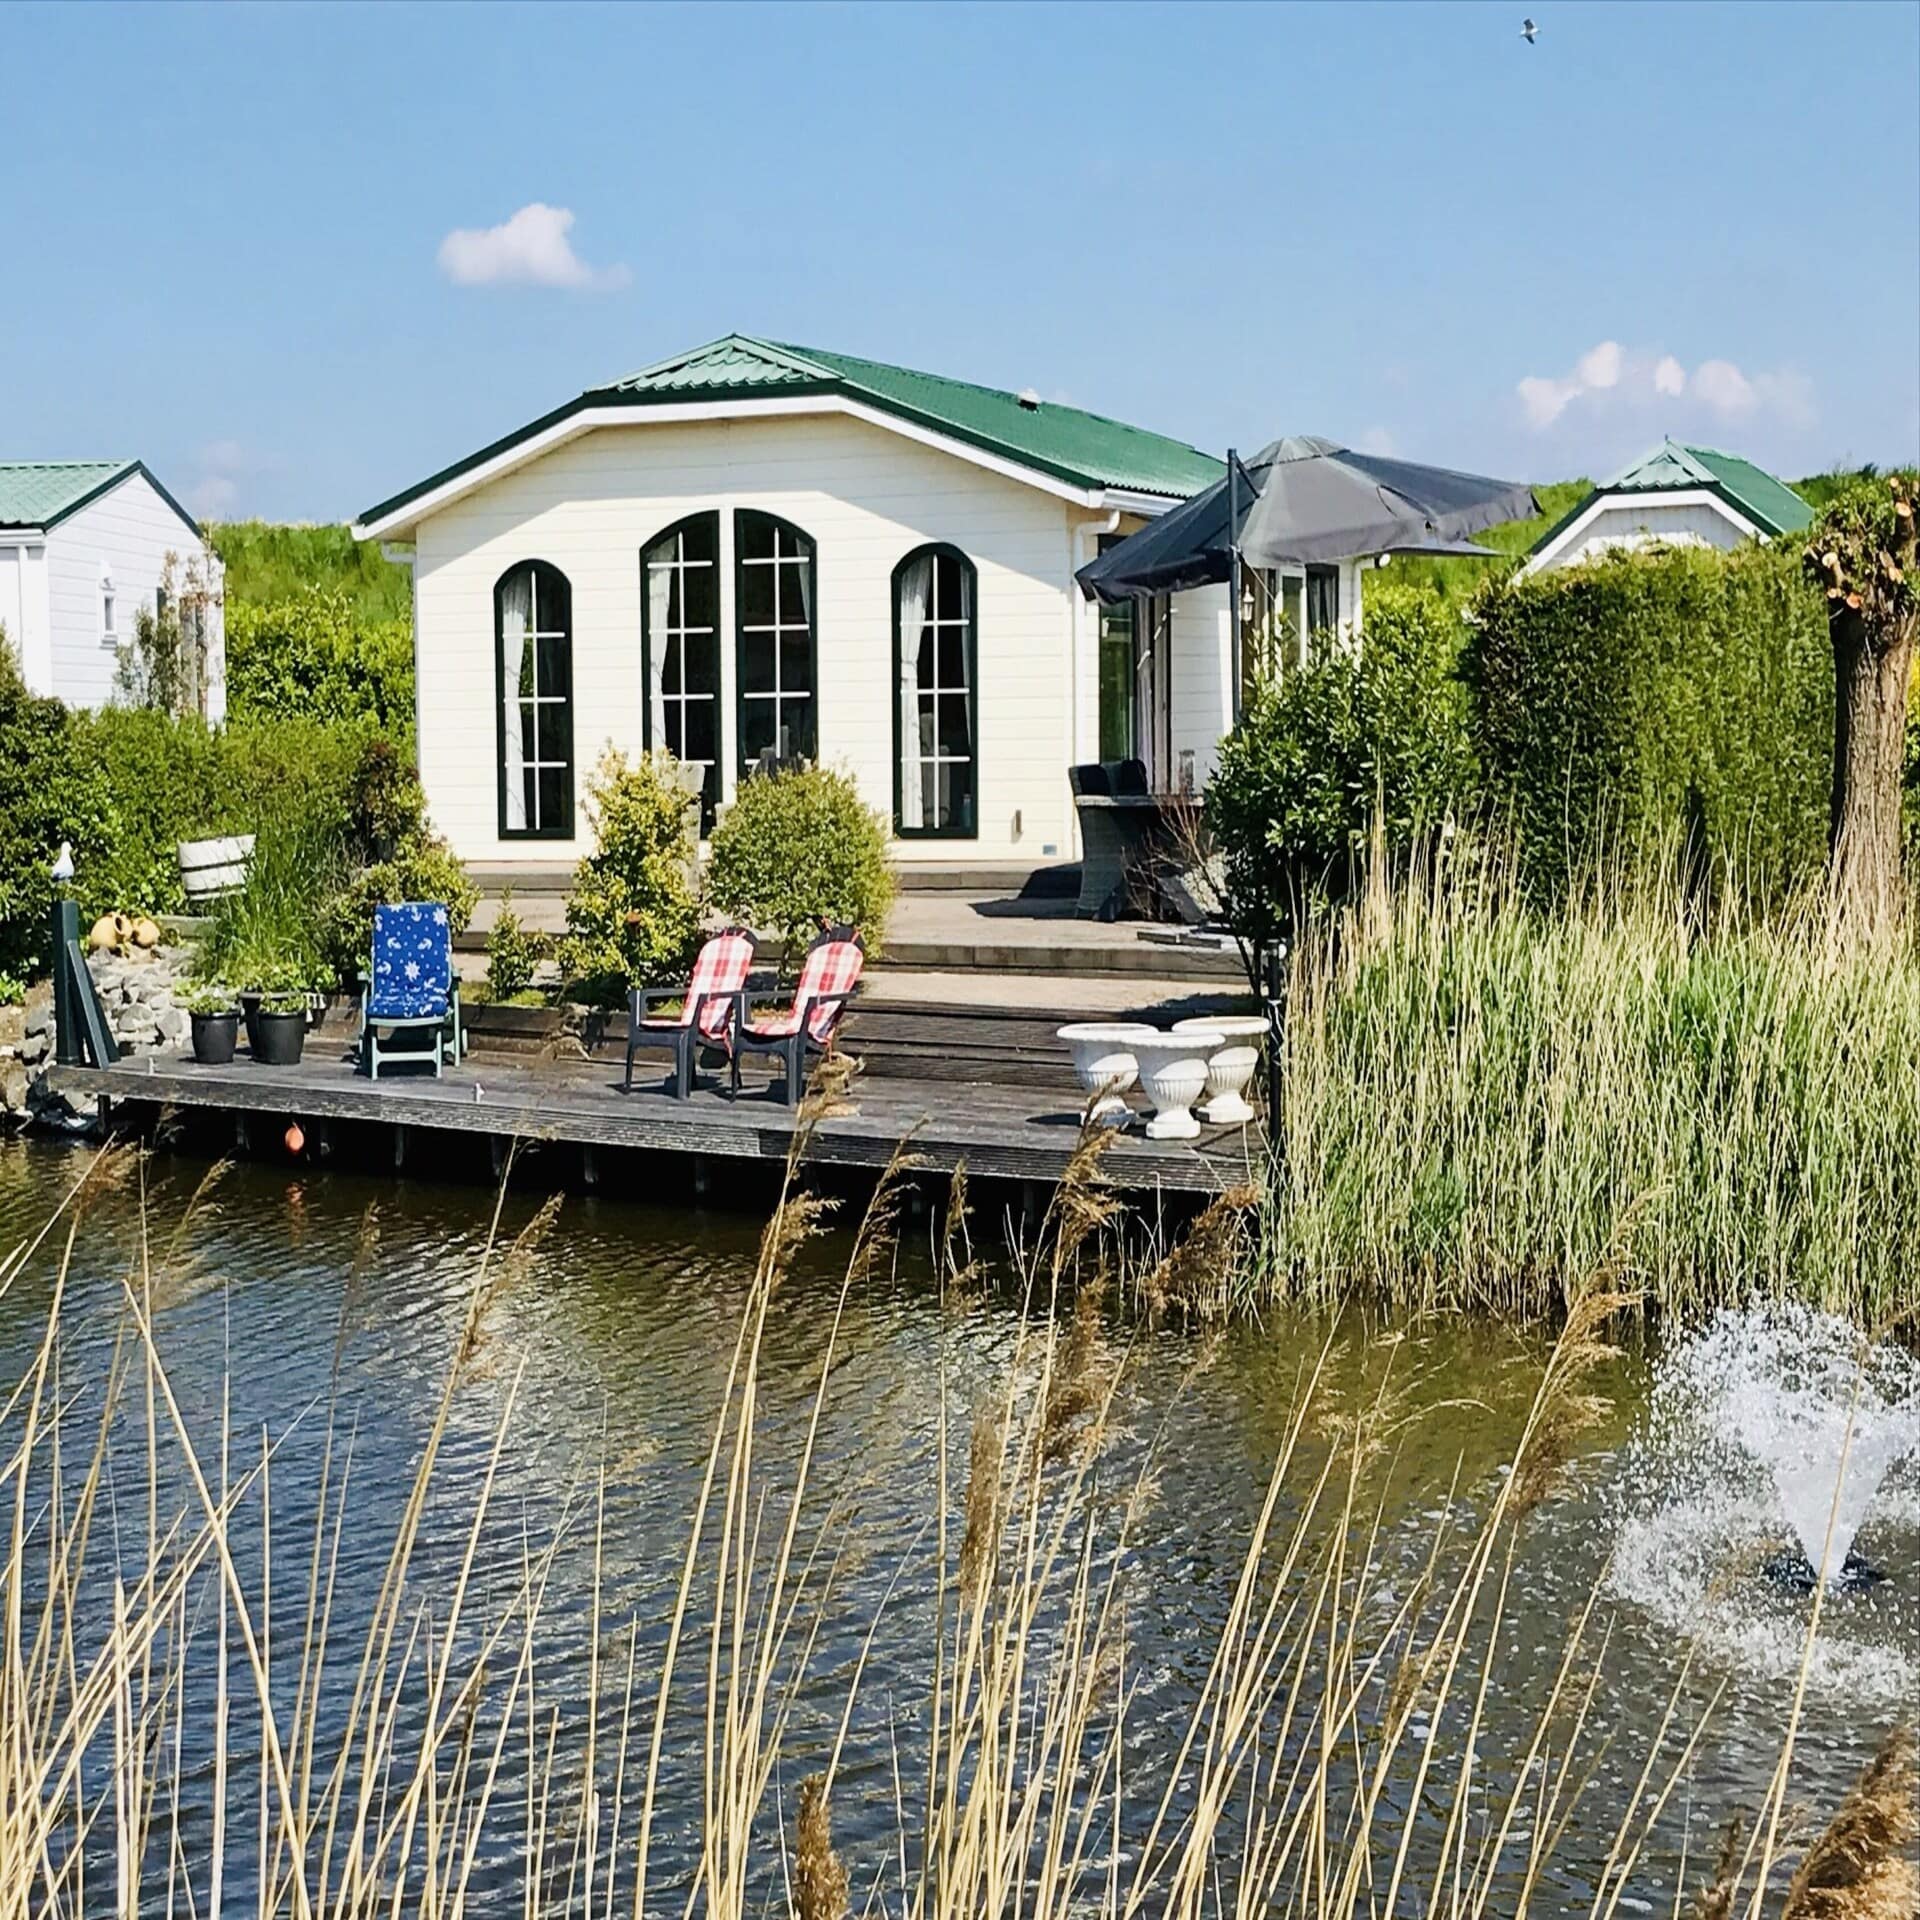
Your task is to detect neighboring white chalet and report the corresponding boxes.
[0,460,225,717]
[1522,439,1812,575]
[353,335,1227,871]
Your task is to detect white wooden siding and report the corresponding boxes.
[1169,583,1231,791]
[43,473,224,715]
[1526,493,1761,575]
[411,412,1092,865]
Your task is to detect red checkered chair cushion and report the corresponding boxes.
[749,937,863,1042]
[638,932,755,1042]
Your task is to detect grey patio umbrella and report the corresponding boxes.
[1077,436,1537,603]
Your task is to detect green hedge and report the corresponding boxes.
[1464,544,1833,895]
[0,672,374,976]
[225,591,415,739]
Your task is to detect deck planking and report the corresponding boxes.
[44,1042,1263,1195]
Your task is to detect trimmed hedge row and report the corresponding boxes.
[1464,543,1833,894]
[0,663,374,977]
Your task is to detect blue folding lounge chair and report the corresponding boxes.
[361,901,462,1079]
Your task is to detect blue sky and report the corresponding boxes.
[5,0,1916,523]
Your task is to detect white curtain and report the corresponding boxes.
[499,568,531,830]
[896,555,930,828]
[646,551,673,751]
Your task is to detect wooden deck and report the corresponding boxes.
[44,1037,1264,1196]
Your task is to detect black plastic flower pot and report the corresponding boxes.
[252,1010,307,1066]
[239,992,263,1052]
[190,1010,239,1066]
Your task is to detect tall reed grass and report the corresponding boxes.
[0,1123,1908,1917]
[1268,845,1920,1326]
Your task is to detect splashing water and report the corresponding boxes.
[1643,1305,1920,1585]
[1609,1304,1920,1699]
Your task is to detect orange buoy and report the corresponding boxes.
[284,1122,306,1156]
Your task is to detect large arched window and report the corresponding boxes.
[642,513,721,834]
[893,544,976,837]
[734,510,816,773]
[495,560,573,838]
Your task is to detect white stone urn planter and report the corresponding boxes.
[1127,1028,1223,1141]
[1057,1023,1153,1127]
[1174,1014,1269,1126]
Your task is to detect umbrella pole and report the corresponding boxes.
[1227,447,1243,727]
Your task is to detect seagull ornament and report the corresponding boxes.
[49,841,75,882]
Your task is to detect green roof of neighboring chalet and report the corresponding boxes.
[357,334,1223,529]
[0,459,138,531]
[1529,438,1813,556]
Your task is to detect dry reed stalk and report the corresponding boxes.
[1135,1183,1261,1326]
[1781,1723,1918,1920]
[1690,1815,1754,1920]
[939,1160,986,1296]
[793,1771,850,1920]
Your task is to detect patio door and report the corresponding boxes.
[642,513,722,834]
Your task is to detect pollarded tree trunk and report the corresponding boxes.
[1808,476,1918,941]
[1829,603,1913,928]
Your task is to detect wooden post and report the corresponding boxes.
[392,1124,407,1172]
[581,1144,599,1189]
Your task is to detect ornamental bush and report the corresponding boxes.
[225,591,415,739]
[557,751,703,1003]
[1205,585,1479,957]
[1464,543,1832,898]
[705,763,894,965]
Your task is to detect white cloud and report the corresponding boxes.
[187,473,238,518]
[1575,340,1622,391]
[1691,358,1755,417]
[437,203,629,292]
[1515,341,1815,436]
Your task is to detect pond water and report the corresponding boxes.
[1,1135,1914,1914]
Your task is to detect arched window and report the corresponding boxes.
[642,513,721,834]
[495,560,573,838]
[734,510,816,773]
[893,544,976,837]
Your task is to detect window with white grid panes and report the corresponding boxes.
[495,560,574,838]
[734,511,816,773]
[894,544,976,835]
[642,514,721,833]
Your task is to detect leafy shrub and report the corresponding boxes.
[225,591,414,739]
[705,764,894,965]
[1465,543,1832,897]
[319,836,477,985]
[485,892,543,1000]
[347,736,427,860]
[0,968,27,1008]
[0,678,114,979]
[557,751,703,1003]
[1206,586,1478,956]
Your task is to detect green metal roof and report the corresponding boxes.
[1531,439,1811,557]
[359,334,1222,528]
[0,460,138,531]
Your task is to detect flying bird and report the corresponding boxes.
[1521,17,1538,42]
[49,840,74,882]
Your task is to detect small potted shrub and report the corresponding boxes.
[183,987,241,1066]
[235,958,310,1057]
[252,988,310,1066]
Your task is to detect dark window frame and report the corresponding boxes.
[493,558,576,841]
[732,509,818,776]
[891,542,979,840]
[641,511,723,835]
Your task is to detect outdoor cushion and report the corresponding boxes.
[1112,758,1150,797]
[368,902,451,1020]
[747,937,863,1041]
[635,931,754,1042]
[1069,762,1111,798]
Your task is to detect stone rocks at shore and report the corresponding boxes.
[0,944,195,1127]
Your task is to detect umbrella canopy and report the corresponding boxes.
[1078,436,1537,603]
